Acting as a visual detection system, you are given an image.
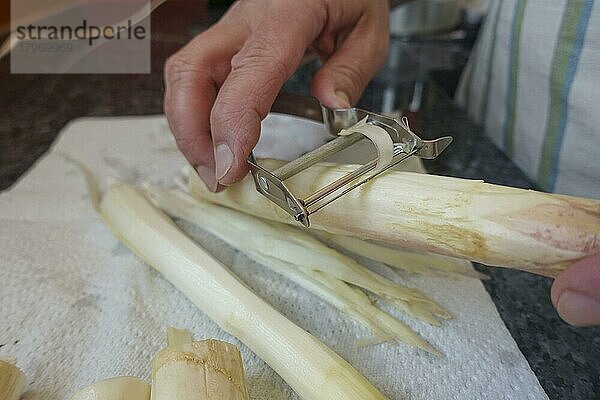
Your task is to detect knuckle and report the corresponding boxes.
[231,39,290,83]
[212,99,246,133]
[227,43,286,117]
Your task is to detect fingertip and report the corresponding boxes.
[216,162,251,186]
[311,73,352,109]
[556,290,600,327]
[210,97,261,185]
[551,255,600,326]
[215,141,251,185]
[214,141,251,186]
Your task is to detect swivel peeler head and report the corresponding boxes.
[248,94,453,227]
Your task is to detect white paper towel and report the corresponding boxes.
[0,114,548,400]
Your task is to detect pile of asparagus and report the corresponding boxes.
[6,144,595,400]
[94,158,598,400]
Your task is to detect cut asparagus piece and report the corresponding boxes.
[99,185,387,400]
[151,328,250,400]
[0,359,26,400]
[166,326,193,346]
[187,161,600,277]
[69,376,150,400]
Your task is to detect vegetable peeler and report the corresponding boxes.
[248,94,453,228]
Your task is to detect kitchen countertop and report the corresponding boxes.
[1,6,598,399]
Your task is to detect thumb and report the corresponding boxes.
[311,17,389,108]
[551,254,600,327]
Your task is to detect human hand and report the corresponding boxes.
[551,254,600,326]
[163,0,389,191]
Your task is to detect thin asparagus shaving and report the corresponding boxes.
[307,270,441,355]
[166,327,193,347]
[252,251,440,353]
[338,117,393,172]
[313,231,488,280]
[248,252,396,346]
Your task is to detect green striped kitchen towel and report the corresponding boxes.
[457,0,599,198]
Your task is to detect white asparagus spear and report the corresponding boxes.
[151,328,250,400]
[145,186,439,353]
[145,186,447,324]
[69,376,150,400]
[99,185,388,400]
[0,358,26,400]
[187,161,600,277]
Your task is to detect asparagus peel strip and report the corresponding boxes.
[338,116,393,172]
[99,184,388,400]
[313,231,488,279]
[186,162,600,277]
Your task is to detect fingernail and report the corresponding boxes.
[557,290,600,327]
[334,90,350,108]
[215,143,233,181]
[196,165,218,192]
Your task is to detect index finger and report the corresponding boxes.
[163,23,246,191]
[209,4,325,185]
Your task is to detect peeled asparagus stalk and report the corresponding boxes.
[0,359,26,400]
[69,376,150,400]
[152,328,249,400]
[147,186,447,321]
[100,185,387,400]
[187,161,600,277]
[146,185,439,352]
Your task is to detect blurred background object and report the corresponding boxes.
[461,0,491,24]
[389,0,491,37]
[367,0,489,128]
[390,0,463,37]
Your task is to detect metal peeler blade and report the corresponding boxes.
[248,94,453,227]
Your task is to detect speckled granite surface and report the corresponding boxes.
[1,12,598,400]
